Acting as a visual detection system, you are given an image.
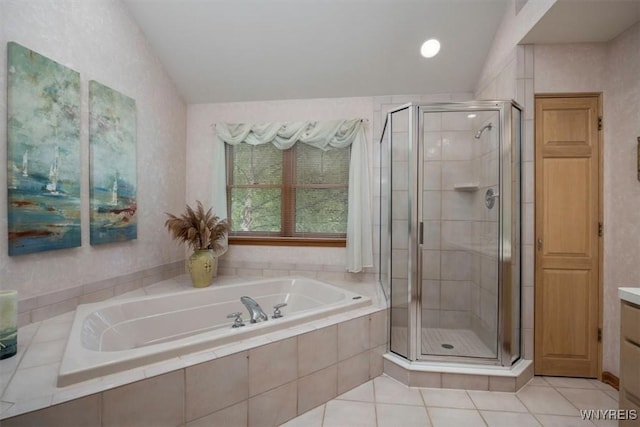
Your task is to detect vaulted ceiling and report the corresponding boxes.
[123,0,640,104]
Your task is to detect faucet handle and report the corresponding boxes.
[226,312,245,328]
[272,303,287,319]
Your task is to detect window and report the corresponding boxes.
[226,143,350,246]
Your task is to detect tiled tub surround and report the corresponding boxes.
[15,261,185,327]
[59,277,371,386]
[0,275,387,426]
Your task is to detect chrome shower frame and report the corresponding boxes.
[379,101,523,368]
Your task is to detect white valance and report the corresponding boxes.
[213,119,373,273]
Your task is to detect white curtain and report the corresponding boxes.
[213,119,373,273]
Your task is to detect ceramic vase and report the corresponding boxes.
[188,249,216,288]
[0,290,18,359]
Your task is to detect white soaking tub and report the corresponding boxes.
[57,277,370,386]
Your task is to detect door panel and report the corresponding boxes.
[534,95,601,378]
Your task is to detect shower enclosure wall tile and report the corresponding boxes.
[391,162,409,190]
[440,251,471,281]
[423,113,442,131]
[391,133,409,160]
[391,192,409,219]
[480,290,498,332]
[441,281,471,311]
[421,251,441,280]
[423,161,442,190]
[421,280,441,310]
[441,191,475,221]
[421,221,441,250]
[441,221,472,250]
[422,309,440,328]
[391,251,409,279]
[391,221,409,249]
[442,131,473,160]
[439,310,470,329]
[422,191,442,220]
[442,112,472,131]
[423,132,442,160]
[441,160,472,189]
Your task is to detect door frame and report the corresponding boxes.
[533,92,604,378]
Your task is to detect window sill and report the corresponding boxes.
[229,236,346,248]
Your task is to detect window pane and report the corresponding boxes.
[230,188,281,232]
[296,144,350,185]
[296,188,348,233]
[231,144,282,185]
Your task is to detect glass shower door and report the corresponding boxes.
[419,108,500,360]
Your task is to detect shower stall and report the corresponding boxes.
[379,101,522,368]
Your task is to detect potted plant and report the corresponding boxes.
[165,201,228,287]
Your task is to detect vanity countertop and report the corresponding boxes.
[619,287,640,306]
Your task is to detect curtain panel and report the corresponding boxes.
[213,119,373,273]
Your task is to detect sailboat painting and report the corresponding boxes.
[6,42,81,256]
[89,80,137,245]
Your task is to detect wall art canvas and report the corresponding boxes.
[7,42,81,256]
[89,80,137,245]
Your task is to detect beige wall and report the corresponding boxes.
[533,23,640,376]
[0,0,187,299]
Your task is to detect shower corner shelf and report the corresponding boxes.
[453,182,480,192]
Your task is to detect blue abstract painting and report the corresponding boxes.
[89,80,137,245]
[7,42,81,256]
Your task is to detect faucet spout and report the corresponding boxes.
[240,296,268,323]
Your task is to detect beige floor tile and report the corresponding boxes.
[280,404,325,427]
[590,419,619,427]
[377,403,431,427]
[335,380,374,402]
[373,375,423,406]
[516,385,578,416]
[587,379,617,392]
[556,388,618,411]
[427,407,487,427]
[527,376,551,387]
[604,390,618,402]
[533,414,596,426]
[468,390,528,412]
[376,403,431,427]
[322,400,376,427]
[481,410,541,427]
[543,377,597,389]
[421,388,475,409]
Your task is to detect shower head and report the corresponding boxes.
[474,123,493,139]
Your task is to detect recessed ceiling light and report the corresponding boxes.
[420,39,440,58]
[467,114,477,118]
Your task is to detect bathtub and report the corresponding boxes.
[57,277,371,387]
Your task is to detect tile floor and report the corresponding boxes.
[282,374,620,427]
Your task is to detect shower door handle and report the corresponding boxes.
[419,222,424,245]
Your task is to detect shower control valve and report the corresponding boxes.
[227,312,245,328]
[272,303,288,319]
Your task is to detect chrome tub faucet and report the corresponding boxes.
[240,296,268,323]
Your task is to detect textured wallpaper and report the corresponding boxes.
[0,0,187,298]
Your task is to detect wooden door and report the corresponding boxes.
[534,94,601,377]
